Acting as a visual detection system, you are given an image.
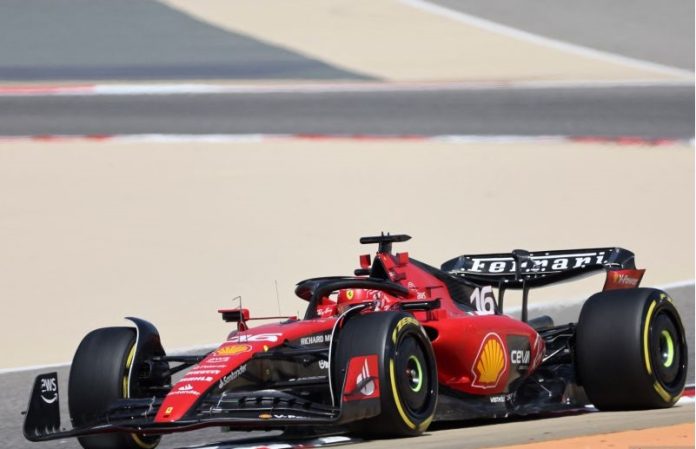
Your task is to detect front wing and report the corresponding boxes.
[23,372,346,442]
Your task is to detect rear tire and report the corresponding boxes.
[68,327,161,449]
[576,288,687,410]
[334,312,437,437]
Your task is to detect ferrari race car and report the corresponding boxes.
[24,234,688,449]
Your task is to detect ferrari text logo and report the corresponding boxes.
[471,333,506,389]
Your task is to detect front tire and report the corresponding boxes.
[68,327,162,449]
[334,312,437,437]
[576,288,687,410]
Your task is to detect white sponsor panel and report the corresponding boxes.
[180,376,214,382]
[229,333,282,343]
[187,369,220,375]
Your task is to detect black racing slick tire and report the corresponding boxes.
[68,327,161,449]
[576,288,688,410]
[334,312,437,437]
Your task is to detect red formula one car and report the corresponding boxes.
[24,234,688,449]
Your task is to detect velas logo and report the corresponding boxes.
[471,333,507,389]
[215,344,252,356]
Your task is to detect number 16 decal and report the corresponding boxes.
[470,286,496,314]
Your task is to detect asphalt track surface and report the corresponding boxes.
[2,85,693,137]
[2,285,693,449]
[432,0,694,70]
[0,0,367,81]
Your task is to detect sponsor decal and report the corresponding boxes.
[300,333,332,346]
[289,375,325,382]
[206,356,230,363]
[471,333,507,389]
[177,384,194,391]
[40,377,58,404]
[186,369,220,375]
[168,390,201,397]
[461,251,607,274]
[316,305,337,317]
[259,413,272,419]
[407,282,427,299]
[197,364,227,369]
[163,406,174,418]
[318,359,330,370]
[215,344,252,356]
[604,269,645,291]
[272,414,303,419]
[489,393,514,404]
[510,349,530,365]
[357,360,375,395]
[180,376,213,382]
[218,364,247,389]
[346,289,354,300]
[392,316,420,343]
[343,355,380,401]
[228,333,282,343]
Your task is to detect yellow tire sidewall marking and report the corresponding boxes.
[389,358,416,430]
[643,300,657,375]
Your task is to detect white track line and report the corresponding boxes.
[401,0,695,79]
[0,134,692,145]
[0,79,692,97]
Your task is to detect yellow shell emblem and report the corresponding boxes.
[215,344,251,356]
[472,333,506,388]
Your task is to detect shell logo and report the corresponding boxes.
[471,333,507,389]
[215,344,252,356]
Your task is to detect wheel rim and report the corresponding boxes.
[395,335,430,414]
[406,355,423,393]
[659,330,675,368]
[650,310,683,387]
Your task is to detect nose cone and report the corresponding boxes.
[154,343,255,422]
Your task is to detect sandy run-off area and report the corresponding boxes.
[0,139,692,368]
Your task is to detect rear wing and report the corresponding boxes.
[441,247,638,288]
[442,247,644,321]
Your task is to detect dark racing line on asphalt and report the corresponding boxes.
[0,86,692,138]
